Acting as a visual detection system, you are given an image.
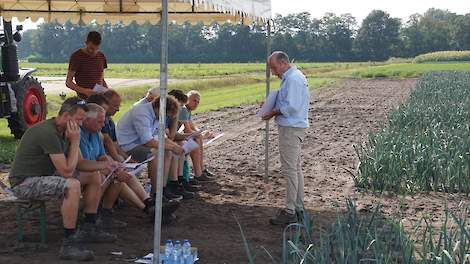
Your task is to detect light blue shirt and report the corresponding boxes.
[274,67,310,128]
[79,127,106,161]
[116,102,160,152]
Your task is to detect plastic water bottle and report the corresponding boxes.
[165,240,174,264]
[182,240,193,264]
[173,240,182,264]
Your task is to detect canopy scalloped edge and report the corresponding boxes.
[0,0,270,25]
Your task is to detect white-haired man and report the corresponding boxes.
[263,51,310,226]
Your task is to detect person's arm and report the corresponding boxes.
[102,55,108,88]
[103,133,125,162]
[278,78,305,117]
[145,138,183,155]
[49,121,81,178]
[66,70,94,97]
[76,152,115,172]
[167,116,178,140]
[114,142,130,159]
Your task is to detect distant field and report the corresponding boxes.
[325,63,470,78]
[21,62,374,79]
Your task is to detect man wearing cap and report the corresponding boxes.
[66,31,108,99]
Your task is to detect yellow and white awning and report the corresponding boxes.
[0,0,272,25]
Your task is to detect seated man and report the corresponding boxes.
[116,96,184,203]
[86,94,156,218]
[8,97,113,261]
[134,88,159,106]
[180,90,215,182]
[167,90,200,194]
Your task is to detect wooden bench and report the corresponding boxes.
[0,186,47,243]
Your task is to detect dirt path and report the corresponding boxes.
[1,78,469,263]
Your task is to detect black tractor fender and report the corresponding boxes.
[18,68,38,84]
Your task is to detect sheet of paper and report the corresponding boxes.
[128,164,147,176]
[257,90,279,118]
[178,124,185,133]
[93,83,109,94]
[203,133,224,147]
[183,138,199,154]
[101,156,132,186]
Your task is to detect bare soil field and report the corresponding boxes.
[1,78,468,263]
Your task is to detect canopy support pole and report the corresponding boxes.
[153,0,169,263]
[264,19,272,183]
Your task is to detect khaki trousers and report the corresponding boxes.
[278,126,306,214]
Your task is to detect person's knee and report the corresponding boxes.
[65,178,81,196]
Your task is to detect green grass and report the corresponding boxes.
[355,71,470,194]
[324,63,470,78]
[21,62,378,79]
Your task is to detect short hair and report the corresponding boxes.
[86,103,105,119]
[148,88,160,97]
[187,90,201,98]
[168,89,188,103]
[87,94,109,107]
[59,97,88,115]
[103,89,121,100]
[86,31,102,45]
[152,95,180,116]
[271,51,290,64]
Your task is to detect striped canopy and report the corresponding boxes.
[0,0,272,25]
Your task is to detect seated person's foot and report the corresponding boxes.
[188,177,202,188]
[143,198,156,217]
[269,209,297,226]
[60,234,95,261]
[96,212,127,230]
[163,187,183,202]
[76,222,117,243]
[203,168,215,177]
[169,182,195,200]
[194,174,214,182]
[182,180,199,192]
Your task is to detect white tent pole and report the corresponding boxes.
[153,0,169,263]
[264,19,272,183]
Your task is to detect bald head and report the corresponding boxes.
[269,51,291,79]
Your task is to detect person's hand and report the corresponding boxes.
[201,130,214,139]
[65,120,81,143]
[262,110,278,121]
[115,169,131,183]
[172,145,184,156]
[106,160,121,172]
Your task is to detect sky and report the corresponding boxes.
[8,0,470,30]
[271,0,469,22]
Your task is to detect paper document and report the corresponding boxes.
[257,90,279,118]
[101,156,132,186]
[203,133,224,147]
[178,124,185,133]
[124,156,155,169]
[183,138,199,154]
[93,83,109,94]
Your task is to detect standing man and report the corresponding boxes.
[262,51,310,226]
[66,31,108,99]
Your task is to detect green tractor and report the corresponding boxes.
[0,18,47,139]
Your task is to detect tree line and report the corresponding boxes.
[17,8,470,63]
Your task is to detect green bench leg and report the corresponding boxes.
[39,202,47,243]
[16,202,47,243]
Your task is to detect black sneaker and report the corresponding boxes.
[170,183,195,200]
[60,234,95,261]
[269,209,297,226]
[182,181,199,192]
[203,168,215,177]
[188,178,202,187]
[76,222,117,243]
[194,174,214,182]
[163,187,183,202]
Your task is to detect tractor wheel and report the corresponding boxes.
[7,77,47,139]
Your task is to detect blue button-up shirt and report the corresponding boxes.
[117,102,160,152]
[274,67,310,128]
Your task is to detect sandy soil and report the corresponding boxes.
[1,78,469,263]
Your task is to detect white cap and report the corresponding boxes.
[148,88,160,96]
